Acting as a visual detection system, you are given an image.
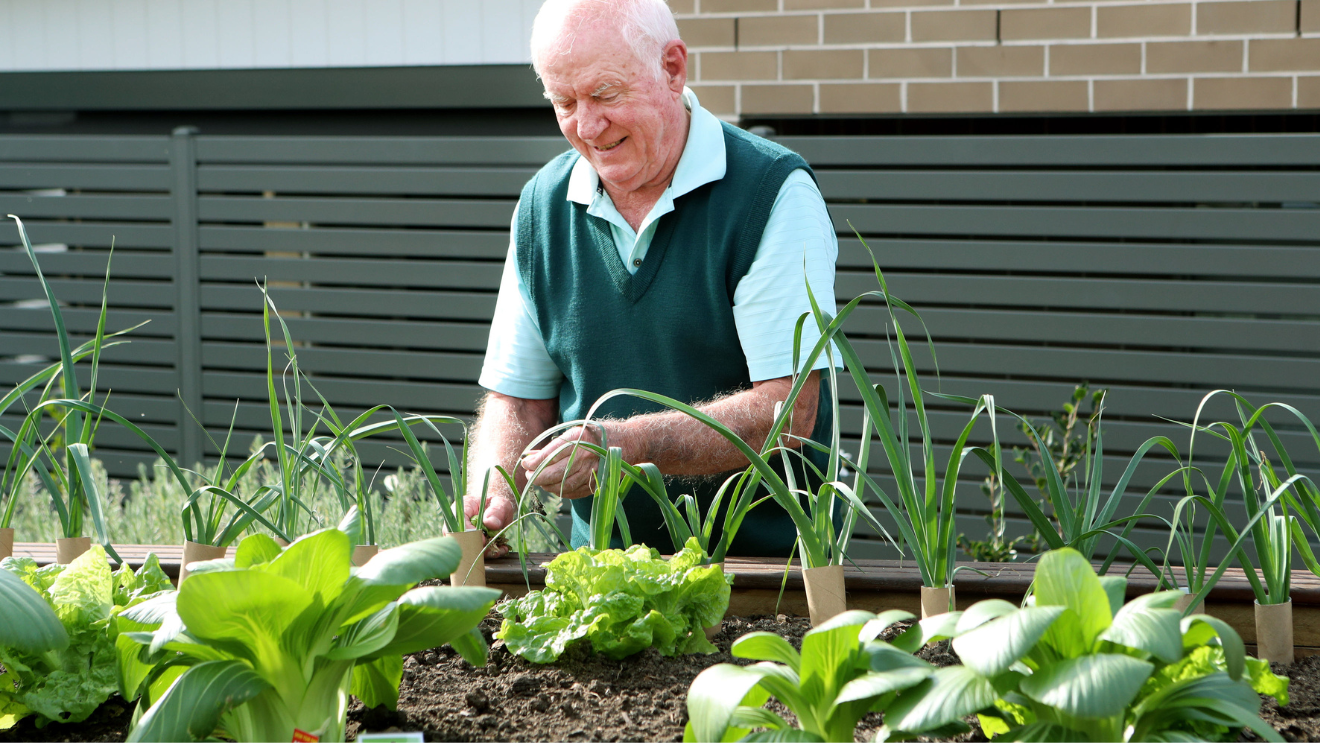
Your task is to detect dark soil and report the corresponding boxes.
[1252,656,1320,743]
[345,614,971,744]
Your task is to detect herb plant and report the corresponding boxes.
[876,548,1287,742]
[496,537,730,663]
[684,609,962,742]
[0,545,172,730]
[115,528,499,743]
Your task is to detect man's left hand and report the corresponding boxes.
[521,426,605,500]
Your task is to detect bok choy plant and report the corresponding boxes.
[114,527,500,743]
[684,609,964,742]
[874,548,1287,742]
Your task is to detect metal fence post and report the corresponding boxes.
[171,126,203,468]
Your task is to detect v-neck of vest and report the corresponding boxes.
[586,209,676,304]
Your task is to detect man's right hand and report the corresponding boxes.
[463,489,517,558]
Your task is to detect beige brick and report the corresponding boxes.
[701,0,775,12]
[678,18,735,48]
[869,47,954,78]
[1093,77,1188,110]
[1299,76,1320,108]
[960,0,1051,5]
[688,84,736,114]
[823,12,906,44]
[1097,4,1192,37]
[739,15,819,46]
[1194,76,1293,109]
[819,82,903,112]
[1147,40,1244,74]
[910,9,998,42]
[785,0,864,8]
[699,51,778,81]
[1250,39,1320,72]
[999,80,1089,112]
[868,0,952,6]
[957,45,1044,77]
[1304,0,1320,33]
[741,84,815,113]
[907,81,994,112]
[1001,7,1092,41]
[1196,1,1296,35]
[1049,43,1142,76]
[783,49,865,79]
[668,0,696,14]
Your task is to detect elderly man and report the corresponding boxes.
[463,0,839,556]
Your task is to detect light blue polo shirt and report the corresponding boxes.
[479,89,839,400]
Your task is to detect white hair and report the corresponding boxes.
[530,0,681,82]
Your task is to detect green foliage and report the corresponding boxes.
[0,545,171,730]
[115,528,499,743]
[495,537,731,663]
[959,384,1105,563]
[684,609,950,743]
[875,548,1287,742]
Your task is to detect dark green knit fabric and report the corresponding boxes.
[516,122,832,556]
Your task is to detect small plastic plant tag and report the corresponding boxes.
[292,729,320,742]
[358,732,425,743]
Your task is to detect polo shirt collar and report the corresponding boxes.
[566,87,726,206]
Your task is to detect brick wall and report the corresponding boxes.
[674,0,1320,117]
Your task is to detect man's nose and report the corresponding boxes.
[576,102,608,142]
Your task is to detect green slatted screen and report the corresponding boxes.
[2,131,1318,561]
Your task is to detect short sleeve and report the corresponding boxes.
[731,169,841,382]
[477,202,565,399]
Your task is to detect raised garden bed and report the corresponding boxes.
[14,541,1320,655]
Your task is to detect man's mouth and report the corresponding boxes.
[595,137,625,152]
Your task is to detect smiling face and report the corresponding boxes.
[538,18,689,197]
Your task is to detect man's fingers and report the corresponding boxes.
[464,492,516,531]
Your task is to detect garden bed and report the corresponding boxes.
[14,542,1320,654]
[7,612,1319,743]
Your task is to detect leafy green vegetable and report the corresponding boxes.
[875,548,1288,742]
[0,545,171,730]
[116,528,500,743]
[685,609,940,742]
[496,537,731,662]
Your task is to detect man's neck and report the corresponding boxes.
[603,108,691,232]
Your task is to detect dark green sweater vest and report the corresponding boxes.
[516,122,831,556]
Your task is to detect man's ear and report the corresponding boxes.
[661,39,688,93]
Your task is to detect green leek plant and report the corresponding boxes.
[873,548,1286,742]
[0,215,146,559]
[684,609,965,742]
[114,525,500,743]
[791,238,1005,589]
[1165,391,1320,612]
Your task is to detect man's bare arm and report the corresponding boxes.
[463,391,559,531]
[523,370,821,500]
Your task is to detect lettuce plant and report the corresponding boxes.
[496,537,731,663]
[684,609,963,742]
[115,528,500,743]
[876,548,1287,742]
[0,545,172,730]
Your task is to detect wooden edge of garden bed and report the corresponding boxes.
[14,542,1320,656]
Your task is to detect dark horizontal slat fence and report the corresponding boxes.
[2,130,1318,563]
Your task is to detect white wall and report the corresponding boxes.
[0,0,544,72]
